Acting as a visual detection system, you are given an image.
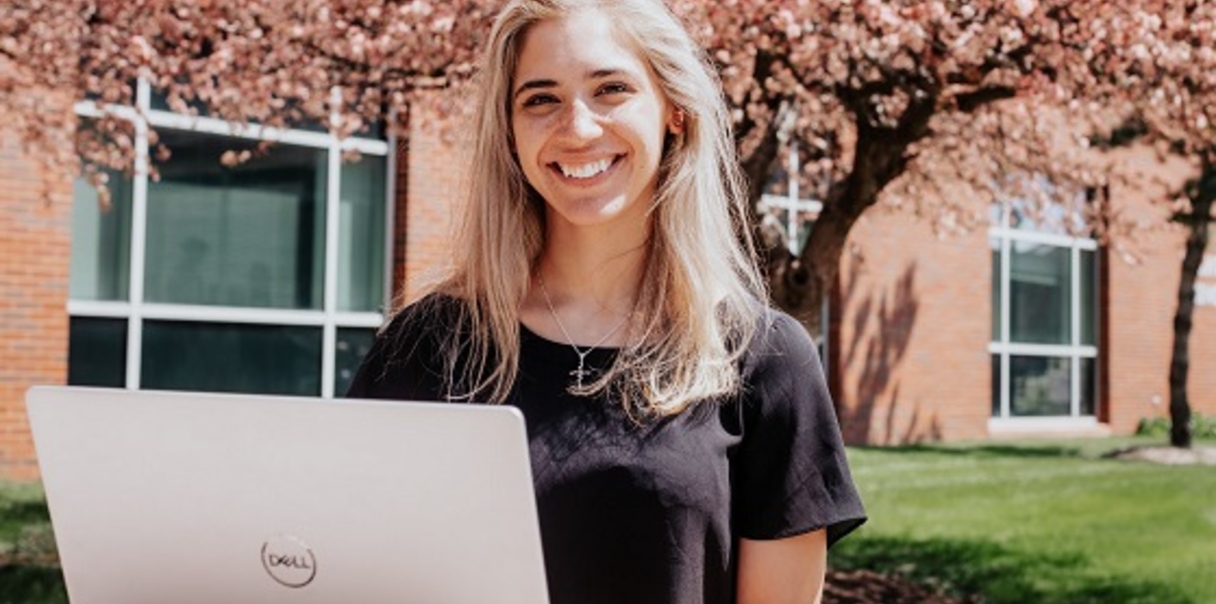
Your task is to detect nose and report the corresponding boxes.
[560,99,603,142]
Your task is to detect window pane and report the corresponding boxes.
[70,171,132,301]
[1010,242,1071,344]
[991,237,1001,341]
[1010,356,1071,417]
[1080,356,1096,416]
[141,321,321,396]
[1080,250,1097,346]
[991,354,1001,417]
[68,317,127,387]
[144,131,327,309]
[336,328,377,397]
[338,156,387,312]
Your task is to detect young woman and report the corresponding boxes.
[347,0,866,602]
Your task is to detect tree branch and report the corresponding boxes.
[954,84,1017,113]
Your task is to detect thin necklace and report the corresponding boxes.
[537,277,631,389]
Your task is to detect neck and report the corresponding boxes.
[520,220,649,347]
[539,227,647,310]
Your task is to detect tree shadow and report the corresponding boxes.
[0,497,65,604]
[0,500,53,533]
[835,262,932,444]
[830,534,1192,604]
[0,564,67,604]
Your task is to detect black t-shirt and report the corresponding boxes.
[346,295,866,604]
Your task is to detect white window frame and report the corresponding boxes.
[757,139,830,368]
[988,203,1100,431]
[758,141,823,255]
[69,79,394,398]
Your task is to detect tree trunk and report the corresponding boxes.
[1168,161,1215,449]
[769,128,916,340]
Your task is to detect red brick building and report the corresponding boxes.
[2,95,1214,481]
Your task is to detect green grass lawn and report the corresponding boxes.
[830,436,1216,604]
[2,436,1213,604]
[0,482,65,604]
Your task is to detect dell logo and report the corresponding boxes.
[261,534,317,588]
[267,554,312,570]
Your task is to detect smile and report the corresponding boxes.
[553,156,620,180]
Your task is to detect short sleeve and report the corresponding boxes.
[732,310,866,546]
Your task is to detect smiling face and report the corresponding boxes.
[510,9,676,236]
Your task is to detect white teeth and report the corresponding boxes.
[558,158,613,179]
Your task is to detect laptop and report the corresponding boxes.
[25,385,550,604]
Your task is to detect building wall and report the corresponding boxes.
[831,148,1216,444]
[832,210,993,444]
[395,99,470,304]
[0,136,72,481]
[1103,150,1216,433]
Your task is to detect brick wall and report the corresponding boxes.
[831,147,1216,444]
[0,135,72,481]
[392,97,471,305]
[1104,150,1216,434]
[833,211,993,444]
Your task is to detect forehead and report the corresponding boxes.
[513,9,650,80]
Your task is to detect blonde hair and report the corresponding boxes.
[415,0,766,415]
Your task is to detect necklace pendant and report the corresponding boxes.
[570,365,594,389]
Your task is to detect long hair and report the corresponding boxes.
[417,0,766,415]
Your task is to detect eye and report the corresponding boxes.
[596,82,632,96]
[521,94,559,108]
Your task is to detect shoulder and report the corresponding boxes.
[380,291,474,348]
[372,293,468,367]
[731,306,833,433]
[740,307,822,385]
[383,292,466,337]
[345,292,465,399]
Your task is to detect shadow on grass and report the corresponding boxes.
[831,534,1192,604]
[0,564,67,604]
[0,501,53,537]
[857,444,1083,459]
[0,496,65,604]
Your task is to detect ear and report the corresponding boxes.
[668,108,685,136]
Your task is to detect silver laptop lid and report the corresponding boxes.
[26,386,550,604]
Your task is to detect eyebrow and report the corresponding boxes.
[512,68,634,101]
[513,79,558,101]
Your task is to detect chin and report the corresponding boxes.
[548,197,646,230]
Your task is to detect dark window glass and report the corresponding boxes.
[70,170,133,301]
[1010,242,1071,345]
[336,328,377,397]
[68,318,127,387]
[338,156,387,312]
[1080,357,1096,416]
[1081,250,1097,346]
[991,354,1001,417]
[1009,356,1071,417]
[141,321,321,396]
[144,131,327,309]
[990,238,1001,341]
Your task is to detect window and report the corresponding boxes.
[68,80,391,397]
[758,136,830,363]
[758,139,822,256]
[990,199,1099,420]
